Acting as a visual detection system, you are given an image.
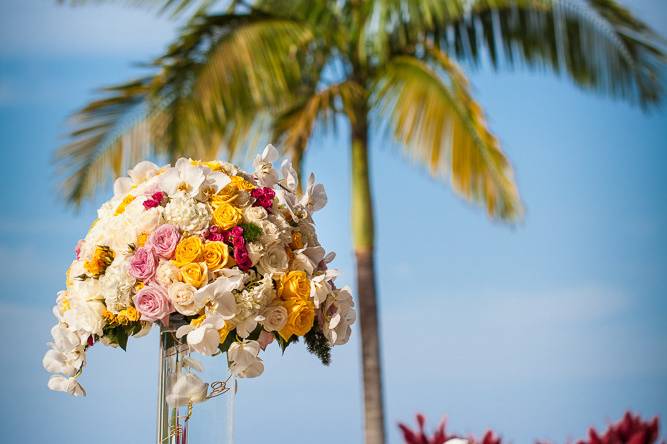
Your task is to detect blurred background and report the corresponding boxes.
[0,0,665,443]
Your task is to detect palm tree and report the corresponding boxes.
[56,1,665,443]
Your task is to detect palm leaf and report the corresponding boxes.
[373,52,522,220]
[436,0,665,107]
[54,78,163,205]
[56,11,314,204]
[272,80,364,154]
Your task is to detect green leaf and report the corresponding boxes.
[218,328,237,354]
[274,332,299,354]
[304,321,332,366]
[240,223,263,243]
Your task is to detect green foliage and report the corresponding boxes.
[240,223,262,243]
[304,322,332,366]
[102,322,142,351]
[274,332,299,354]
[218,328,238,354]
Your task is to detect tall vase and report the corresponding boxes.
[156,323,191,444]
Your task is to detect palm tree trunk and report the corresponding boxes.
[351,109,385,444]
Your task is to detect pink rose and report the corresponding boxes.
[129,247,157,280]
[133,284,173,326]
[75,240,84,259]
[147,224,181,259]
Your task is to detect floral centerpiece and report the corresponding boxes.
[43,145,356,406]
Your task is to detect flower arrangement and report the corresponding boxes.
[43,145,356,399]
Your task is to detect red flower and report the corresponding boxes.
[577,412,660,444]
[251,187,276,209]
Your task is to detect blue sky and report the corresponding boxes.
[0,1,666,443]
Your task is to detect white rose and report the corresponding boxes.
[228,340,264,378]
[168,282,206,316]
[163,192,211,233]
[243,206,268,225]
[257,244,289,275]
[246,242,265,264]
[258,220,282,245]
[155,260,181,287]
[261,305,288,332]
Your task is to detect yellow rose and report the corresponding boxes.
[84,245,115,278]
[218,321,234,344]
[114,194,135,216]
[174,236,204,265]
[180,262,208,288]
[279,298,315,340]
[212,202,243,230]
[230,175,256,191]
[203,241,229,271]
[277,271,311,301]
[213,185,240,207]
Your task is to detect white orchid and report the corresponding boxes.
[205,171,232,194]
[128,160,160,184]
[48,375,86,397]
[228,340,264,378]
[195,270,244,320]
[159,158,206,198]
[253,144,280,187]
[299,173,327,213]
[310,270,338,308]
[176,311,230,356]
[43,325,85,376]
[322,286,356,345]
[166,372,208,407]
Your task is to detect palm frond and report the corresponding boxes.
[435,0,665,107]
[272,80,363,154]
[57,11,315,204]
[191,17,314,144]
[54,78,163,205]
[373,52,522,220]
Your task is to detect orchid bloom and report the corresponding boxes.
[158,158,206,197]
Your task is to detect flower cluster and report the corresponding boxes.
[43,145,356,397]
[399,412,663,444]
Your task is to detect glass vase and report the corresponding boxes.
[156,322,191,444]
